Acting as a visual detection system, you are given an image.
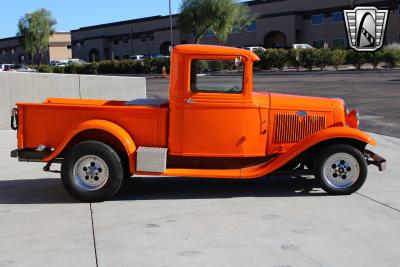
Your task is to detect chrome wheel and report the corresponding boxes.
[73,155,109,191]
[322,152,360,190]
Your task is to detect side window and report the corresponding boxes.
[190,59,244,94]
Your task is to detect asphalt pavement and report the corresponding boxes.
[0,129,399,267]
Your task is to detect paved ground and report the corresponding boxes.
[146,70,400,138]
[1,129,399,267]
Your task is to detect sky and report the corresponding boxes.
[1,0,184,38]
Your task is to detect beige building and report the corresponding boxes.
[0,32,72,64]
[70,0,400,62]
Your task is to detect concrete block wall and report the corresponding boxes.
[0,72,146,130]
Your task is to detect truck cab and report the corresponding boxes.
[11,45,386,202]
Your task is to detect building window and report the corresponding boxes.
[245,21,256,32]
[114,39,119,45]
[332,38,345,49]
[1,50,5,56]
[398,5,400,15]
[311,14,324,25]
[11,48,15,55]
[205,30,214,36]
[140,33,155,42]
[331,12,344,23]
[312,39,325,48]
[149,33,155,41]
[231,26,240,34]
[123,37,129,44]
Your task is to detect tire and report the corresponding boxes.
[315,144,367,195]
[61,141,124,202]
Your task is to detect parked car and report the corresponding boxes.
[143,54,170,59]
[0,64,13,71]
[13,64,37,72]
[130,55,144,61]
[67,59,87,65]
[244,46,266,52]
[292,44,314,49]
[48,61,65,67]
[10,45,386,202]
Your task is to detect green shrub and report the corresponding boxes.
[331,49,347,70]
[196,60,209,73]
[382,48,400,69]
[364,50,385,70]
[299,49,317,71]
[75,63,98,74]
[346,50,367,70]
[208,60,224,72]
[118,60,136,74]
[257,50,273,70]
[64,64,77,74]
[148,58,170,73]
[274,49,288,70]
[53,66,65,73]
[315,48,332,70]
[97,61,119,74]
[287,49,301,70]
[37,65,51,73]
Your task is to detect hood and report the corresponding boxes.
[269,93,334,112]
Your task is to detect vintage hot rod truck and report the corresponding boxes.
[10,45,386,202]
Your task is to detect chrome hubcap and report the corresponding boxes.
[323,153,360,189]
[73,155,109,191]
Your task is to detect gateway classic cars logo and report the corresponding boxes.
[343,6,389,52]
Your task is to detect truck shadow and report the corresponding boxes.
[115,175,326,201]
[0,175,325,204]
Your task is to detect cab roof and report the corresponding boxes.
[173,44,260,62]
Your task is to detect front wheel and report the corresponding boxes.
[315,144,368,195]
[61,141,124,202]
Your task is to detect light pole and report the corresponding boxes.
[169,0,174,50]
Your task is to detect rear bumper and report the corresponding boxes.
[10,148,52,162]
[365,149,386,171]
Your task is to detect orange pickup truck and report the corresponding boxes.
[10,45,386,202]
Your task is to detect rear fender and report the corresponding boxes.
[241,127,376,178]
[44,120,137,173]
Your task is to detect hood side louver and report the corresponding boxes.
[274,113,326,144]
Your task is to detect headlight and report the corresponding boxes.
[346,109,359,128]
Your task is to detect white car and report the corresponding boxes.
[14,64,37,72]
[130,55,144,61]
[292,44,314,49]
[244,46,266,52]
[67,59,87,65]
[0,64,13,71]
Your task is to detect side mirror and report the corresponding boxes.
[234,57,242,68]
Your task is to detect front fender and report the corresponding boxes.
[241,127,376,178]
[43,119,137,173]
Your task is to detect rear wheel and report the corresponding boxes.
[61,141,124,202]
[315,144,367,195]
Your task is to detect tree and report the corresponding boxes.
[17,8,57,64]
[178,0,254,44]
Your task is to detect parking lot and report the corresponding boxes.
[1,70,399,267]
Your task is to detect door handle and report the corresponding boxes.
[185,98,195,104]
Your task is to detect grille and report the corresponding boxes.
[274,113,326,144]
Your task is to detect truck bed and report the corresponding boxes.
[16,98,168,152]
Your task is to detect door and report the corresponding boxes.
[169,59,267,158]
